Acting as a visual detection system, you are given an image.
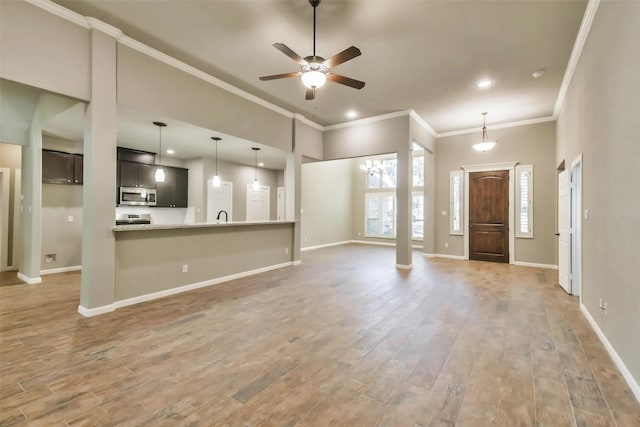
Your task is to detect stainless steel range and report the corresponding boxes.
[116,213,151,225]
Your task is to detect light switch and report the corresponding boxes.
[584,209,589,220]
[67,215,74,223]
[441,211,447,216]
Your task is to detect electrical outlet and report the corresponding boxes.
[599,298,603,308]
[67,215,74,223]
[584,209,589,220]
[285,248,289,254]
[444,242,449,248]
[442,211,447,216]
[182,264,188,273]
[44,254,56,264]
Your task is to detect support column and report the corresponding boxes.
[396,146,412,269]
[285,150,302,264]
[18,112,43,284]
[79,23,120,315]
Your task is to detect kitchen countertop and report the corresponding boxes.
[112,220,295,232]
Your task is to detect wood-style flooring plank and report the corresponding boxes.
[0,246,635,426]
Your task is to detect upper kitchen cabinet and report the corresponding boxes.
[119,160,156,189]
[42,149,83,184]
[155,166,188,208]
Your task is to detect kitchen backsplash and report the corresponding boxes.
[116,206,195,225]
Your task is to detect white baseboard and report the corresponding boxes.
[77,304,115,317]
[301,240,352,251]
[513,261,558,270]
[292,260,302,266]
[580,304,640,404]
[17,272,42,284]
[432,254,466,260]
[113,261,296,310]
[41,265,82,275]
[352,239,395,247]
[422,253,436,258]
[396,264,413,270]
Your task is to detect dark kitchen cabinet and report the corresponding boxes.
[42,149,83,185]
[118,160,156,188]
[156,166,188,208]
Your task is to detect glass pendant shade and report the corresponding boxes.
[301,71,326,89]
[252,179,260,191]
[212,174,221,187]
[155,167,165,182]
[473,112,496,152]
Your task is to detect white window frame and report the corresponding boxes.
[364,192,396,238]
[449,170,463,235]
[411,191,424,240]
[516,164,533,238]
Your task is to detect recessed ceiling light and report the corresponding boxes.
[532,69,545,78]
[477,79,493,89]
[258,162,265,167]
[166,149,175,155]
[346,110,357,119]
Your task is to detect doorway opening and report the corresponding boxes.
[557,155,582,296]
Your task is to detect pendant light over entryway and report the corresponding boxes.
[251,147,261,191]
[153,121,167,182]
[473,112,497,152]
[211,136,222,187]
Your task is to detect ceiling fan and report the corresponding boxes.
[259,0,365,100]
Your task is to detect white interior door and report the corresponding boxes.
[207,181,233,222]
[558,170,570,293]
[277,187,285,221]
[246,185,270,221]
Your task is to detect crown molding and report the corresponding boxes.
[293,114,324,131]
[553,0,601,118]
[24,0,90,28]
[409,110,437,137]
[86,17,123,39]
[437,116,555,138]
[324,110,414,131]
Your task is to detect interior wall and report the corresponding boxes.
[435,121,556,265]
[0,143,22,270]
[40,136,84,270]
[202,158,280,221]
[556,1,640,388]
[301,159,353,248]
[0,1,90,101]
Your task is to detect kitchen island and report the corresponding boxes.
[112,221,296,308]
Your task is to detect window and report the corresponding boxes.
[367,159,397,189]
[412,155,424,187]
[412,192,424,239]
[516,164,533,238]
[450,170,463,235]
[365,193,396,237]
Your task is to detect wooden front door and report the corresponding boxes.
[469,170,509,263]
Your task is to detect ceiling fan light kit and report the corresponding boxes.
[259,0,365,100]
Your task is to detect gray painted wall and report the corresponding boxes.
[115,224,293,300]
[41,136,83,270]
[434,121,556,265]
[301,159,353,248]
[556,1,640,385]
[117,45,293,153]
[0,1,90,101]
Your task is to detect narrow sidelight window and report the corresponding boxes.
[450,170,463,235]
[516,164,533,238]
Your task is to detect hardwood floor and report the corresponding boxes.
[1,245,638,426]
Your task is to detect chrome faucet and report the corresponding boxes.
[216,210,229,223]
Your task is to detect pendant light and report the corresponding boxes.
[251,147,261,191]
[473,112,497,152]
[211,136,222,187]
[153,121,167,182]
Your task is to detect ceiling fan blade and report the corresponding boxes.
[273,43,307,65]
[327,73,365,90]
[305,88,315,100]
[323,46,361,68]
[259,72,302,81]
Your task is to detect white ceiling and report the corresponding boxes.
[53,0,588,132]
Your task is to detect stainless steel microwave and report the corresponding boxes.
[119,187,157,206]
